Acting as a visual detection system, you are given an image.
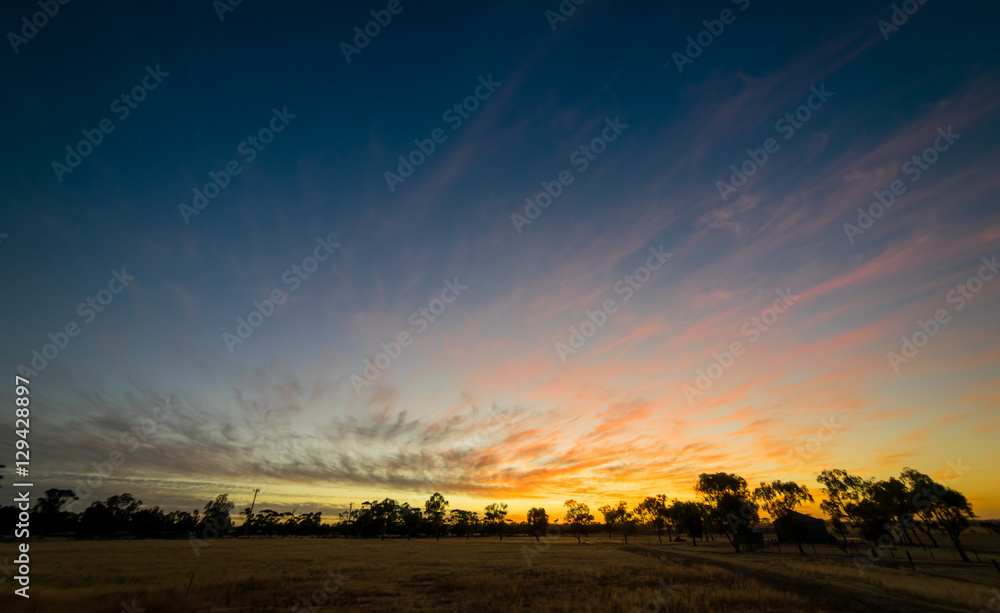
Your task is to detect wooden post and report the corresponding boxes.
[906,550,916,571]
[244,488,259,538]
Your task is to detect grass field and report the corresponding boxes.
[643,533,1000,613]
[3,533,999,612]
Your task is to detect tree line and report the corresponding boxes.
[0,466,981,561]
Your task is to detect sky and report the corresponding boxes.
[1,0,999,522]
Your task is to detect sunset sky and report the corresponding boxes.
[2,0,999,522]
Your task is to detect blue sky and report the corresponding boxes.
[1,0,999,519]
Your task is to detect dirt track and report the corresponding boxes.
[622,545,966,613]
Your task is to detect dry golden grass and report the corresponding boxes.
[2,533,997,612]
[1,537,808,612]
[646,532,1000,613]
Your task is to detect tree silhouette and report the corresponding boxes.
[79,501,115,536]
[636,495,672,543]
[900,468,939,547]
[868,477,917,545]
[450,509,478,539]
[816,469,868,544]
[563,500,594,544]
[598,504,616,539]
[241,506,255,535]
[34,488,78,514]
[106,493,142,530]
[818,468,977,562]
[527,507,549,543]
[32,488,78,535]
[203,494,235,532]
[373,498,400,540]
[598,501,635,544]
[424,492,448,540]
[484,503,508,541]
[666,500,704,545]
[620,504,639,544]
[400,503,422,540]
[753,480,813,554]
[4,463,976,550]
[696,473,758,553]
[926,486,976,562]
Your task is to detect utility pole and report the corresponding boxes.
[244,488,260,538]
